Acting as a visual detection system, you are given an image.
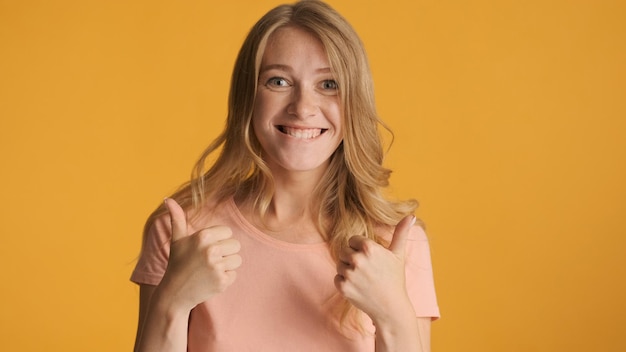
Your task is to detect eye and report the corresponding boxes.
[266,77,290,88]
[321,80,338,90]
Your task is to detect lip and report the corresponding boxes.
[276,125,329,139]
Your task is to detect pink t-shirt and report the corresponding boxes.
[131,197,439,351]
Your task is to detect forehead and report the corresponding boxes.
[261,26,329,66]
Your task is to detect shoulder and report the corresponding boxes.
[186,196,238,232]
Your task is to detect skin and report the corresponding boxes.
[134,26,431,352]
[243,25,344,242]
[335,215,432,352]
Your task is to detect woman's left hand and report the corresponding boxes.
[334,215,417,325]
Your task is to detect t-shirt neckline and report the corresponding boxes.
[227,197,329,251]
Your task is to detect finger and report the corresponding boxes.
[225,271,238,285]
[215,238,241,257]
[388,215,417,259]
[348,235,369,252]
[338,246,356,264]
[334,274,345,291]
[164,198,188,242]
[336,260,351,278]
[333,274,352,298]
[222,254,242,271]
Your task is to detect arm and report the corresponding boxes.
[374,316,431,352]
[133,284,156,352]
[134,284,192,352]
[133,199,242,352]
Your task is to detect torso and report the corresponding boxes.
[186,197,376,351]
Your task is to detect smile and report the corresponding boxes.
[277,126,328,139]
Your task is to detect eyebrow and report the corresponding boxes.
[259,64,332,74]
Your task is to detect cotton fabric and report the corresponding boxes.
[131,197,439,351]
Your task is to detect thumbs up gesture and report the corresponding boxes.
[158,198,242,312]
[334,215,416,324]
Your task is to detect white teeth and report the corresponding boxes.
[282,126,323,139]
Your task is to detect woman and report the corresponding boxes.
[132,1,439,351]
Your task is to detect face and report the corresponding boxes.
[252,26,343,179]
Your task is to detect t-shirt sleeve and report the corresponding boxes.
[130,215,172,286]
[405,225,440,320]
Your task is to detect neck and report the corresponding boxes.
[267,160,328,218]
[235,167,328,244]
[267,186,313,222]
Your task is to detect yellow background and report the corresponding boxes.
[1,0,624,350]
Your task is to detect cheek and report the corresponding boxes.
[251,95,268,129]
[251,94,277,148]
[252,91,279,124]
[329,103,343,133]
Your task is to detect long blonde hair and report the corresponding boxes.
[144,0,418,330]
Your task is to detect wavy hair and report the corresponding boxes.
[143,0,418,331]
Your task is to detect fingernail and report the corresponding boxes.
[410,215,417,226]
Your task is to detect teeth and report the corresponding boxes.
[281,126,323,139]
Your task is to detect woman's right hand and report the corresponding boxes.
[158,198,242,312]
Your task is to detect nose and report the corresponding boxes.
[287,86,318,118]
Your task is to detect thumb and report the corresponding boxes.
[164,198,188,241]
[388,215,417,259]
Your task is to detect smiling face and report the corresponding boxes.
[252,25,343,179]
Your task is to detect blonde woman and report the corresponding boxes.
[132,1,439,351]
